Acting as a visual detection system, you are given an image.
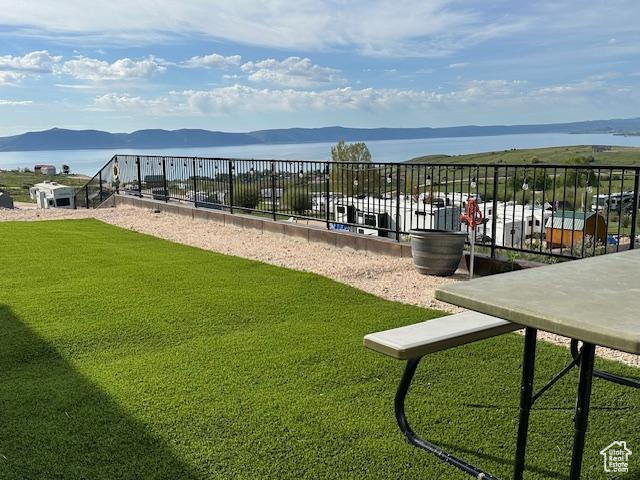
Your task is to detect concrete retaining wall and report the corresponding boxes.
[112,194,542,272]
[113,194,413,258]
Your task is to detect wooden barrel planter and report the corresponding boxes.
[409,229,466,276]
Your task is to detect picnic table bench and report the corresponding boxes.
[365,249,640,480]
[365,311,521,479]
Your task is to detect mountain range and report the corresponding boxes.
[2,117,640,152]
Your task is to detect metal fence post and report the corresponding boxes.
[85,185,89,209]
[491,167,499,258]
[98,170,103,202]
[271,161,277,221]
[395,165,401,241]
[136,156,142,197]
[162,157,168,202]
[630,168,640,249]
[192,158,198,208]
[325,163,330,230]
[228,160,234,214]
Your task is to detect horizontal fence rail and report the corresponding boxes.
[76,154,640,261]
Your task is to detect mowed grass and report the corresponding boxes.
[0,220,638,480]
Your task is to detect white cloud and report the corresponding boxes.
[54,83,98,89]
[182,53,242,69]
[0,71,25,85]
[452,79,525,100]
[90,86,436,116]
[240,57,342,87]
[60,56,166,81]
[0,50,61,73]
[448,62,470,69]
[0,1,528,57]
[5,1,640,61]
[180,85,449,114]
[92,81,524,116]
[89,76,634,120]
[0,99,33,106]
[92,93,178,114]
[532,80,605,96]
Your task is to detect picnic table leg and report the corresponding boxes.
[395,357,500,480]
[569,342,596,480]
[513,327,537,480]
[570,339,640,389]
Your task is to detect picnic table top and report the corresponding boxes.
[436,249,640,355]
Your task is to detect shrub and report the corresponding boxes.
[235,189,259,211]
[621,215,631,229]
[286,188,312,215]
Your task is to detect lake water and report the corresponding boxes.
[1,132,640,175]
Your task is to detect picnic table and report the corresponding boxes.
[435,249,640,479]
[365,249,639,480]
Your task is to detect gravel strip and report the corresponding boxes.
[2,203,638,368]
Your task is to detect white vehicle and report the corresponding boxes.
[591,192,636,212]
[472,201,551,246]
[420,192,482,208]
[333,195,461,237]
[494,218,525,247]
[333,197,391,236]
[311,192,341,213]
[261,188,283,201]
[512,203,553,238]
[469,217,524,248]
[29,181,75,209]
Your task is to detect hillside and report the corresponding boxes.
[2,117,640,152]
[0,170,88,202]
[407,145,640,166]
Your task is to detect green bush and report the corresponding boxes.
[621,214,631,229]
[286,188,312,215]
[235,189,259,211]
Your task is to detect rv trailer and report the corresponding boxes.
[29,181,75,209]
[333,195,461,237]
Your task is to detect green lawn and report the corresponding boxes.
[0,220,637,479]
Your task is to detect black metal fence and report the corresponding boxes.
[76,154,640,260]
[74,156,118,209]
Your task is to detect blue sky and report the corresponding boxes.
[0,0,639,136]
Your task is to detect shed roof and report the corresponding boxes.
[545,211,596,231]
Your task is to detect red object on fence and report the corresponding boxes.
[460,197,483,231]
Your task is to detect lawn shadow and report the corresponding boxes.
[0,305,199,479]
[434,441,566,479]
